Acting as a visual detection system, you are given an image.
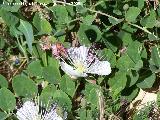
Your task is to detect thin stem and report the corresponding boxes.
[87,8,119,21]
[88,8,159,39]
[72,81,80,98]
[9,59,27,82]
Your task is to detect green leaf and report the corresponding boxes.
[27,60,43,77]
[80,0,86,4]
[9,26,22,37]
[137,73,156,89]
[157,92,160,107]
[108,71,127,98]
[133,60,143,71]
[76,5,87,14]
[113,9,122,15]
[149,46,160,73]
[41,52,47,67]
[141,47,147,59]
[40,84,56,107]
[33,13,52,35]
[51,5,69,24]
[43,62,61,84]
[78,23,102,44]
[101,48,116,68]
[122,87,139,102]
[82,15,95,25]
[116,54,135,71]
[32,44,43,59]
[12,75,38,97]
[103,33,120,52]
[118,23,136,45]
[127,70,139,87]
[150,46,160,67]
[140,10,156,28]
[127,41,142,63]
[0,75,8,88]
[60,75,75,97]
[108,18,124,26]
[0,112,8,120]
[138,0,144,9]
[148,33,159,41]
[84,83,99,109]
[125,7,141,22]
[1,0,21,12]
[0,88,16,112]
[53,90,72,111]
[18,20,34,53]
[65,5,75,17]
[0,10,19,26]
[0,37,5,49]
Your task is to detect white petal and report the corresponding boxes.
[67,46,89,63]
[16,101,39,120]
[44,107,63,120]
[87,60,111,75]
[60,62,87,78]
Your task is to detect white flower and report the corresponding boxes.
[16,101,64,120]
[60,45,111,78]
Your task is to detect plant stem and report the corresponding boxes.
[72,81,80,98]
[128,22,158,39]
[87,8,159,39]
[87,8,119,21]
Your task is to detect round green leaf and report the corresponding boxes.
[43,57,61,84]
[60,75,75,97]
[27,60,43,77]
[39,84,56,107]
[78,23,102,44]
[51,5,69,24]
[137,73,156,89]
[122,87,139,102]
[0,88,16,112]
[43,66,60,84]
[0,112,8,120]
[140,10,156,28]
[108,71,127,98]
[127,70,139,87]
[33,13,52,35]
[125,7,141,22]
[12,75,38,97]
[82,15,95,25]
[53,90,72,111]
[0,75,8,88]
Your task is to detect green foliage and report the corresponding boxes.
[33,13,52,35]
[0,88,16,112]
[0,75,8,88]
[42,58,61,84]
[12,75,38,97]
[60,75,75,97]
[141,10,156,28]
[18,20,34,53]
[27,60,43,77]
[149,46,160,72]
[0,0,160,119]
[125,7,141,22]
[39,84,56,107]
